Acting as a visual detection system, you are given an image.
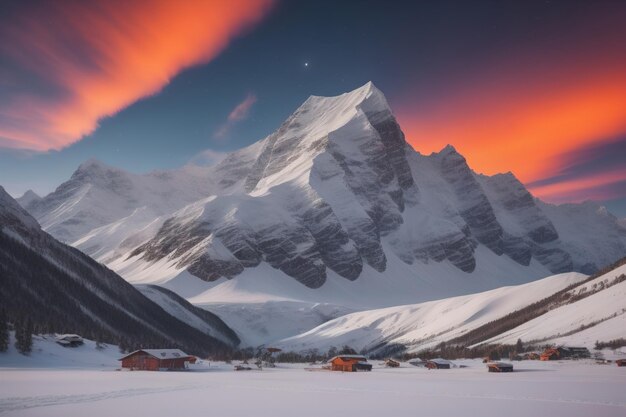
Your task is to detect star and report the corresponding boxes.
[304,62,309,67]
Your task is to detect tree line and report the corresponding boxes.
[0,309,33,354]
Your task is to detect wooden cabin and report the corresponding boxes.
[540,348,559,361]
[385,359,400,368]
[408,359,426,367]
[425,359,451,369]
[523,352,540,360]
[616,359,626,367]
[119,349,194,371]
[540,346,590,361]
[329,355,372,372]
[487,362,514,372]
[55,334,84,347]
[560,346,590,359]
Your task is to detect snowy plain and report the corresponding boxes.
[1,361,625,417]
[1,336,626,417]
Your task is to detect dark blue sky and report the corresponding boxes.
[1,0,625,216]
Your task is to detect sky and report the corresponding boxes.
[0,0,625,216]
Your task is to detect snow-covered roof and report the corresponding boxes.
[487,362,513,367]
[55,334,83,341]
[119,349,191,360]
[429,358,453,365]
[330,354,368,360]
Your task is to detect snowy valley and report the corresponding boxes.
[2,82,626,417]
[8,82,625,349]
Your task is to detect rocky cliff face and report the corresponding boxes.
[24,82,626,290]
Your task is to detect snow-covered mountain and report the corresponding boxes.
[22,83,626,346]
[0,186,239,354]
[276,258,626,354]
[15,189,42,211]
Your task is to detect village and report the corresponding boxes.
[2,333,626,417]
[112,336,626,373]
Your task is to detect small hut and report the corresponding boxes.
[409,359,426,367]
[540,346,590,361]
[487,362,514,372]
[385,359,400,368]
[55,334,84,347]
[119,349,194,371]
[540,348,559,361]
[616,359,626,367]
[329,355,372,372]
[523,352,540,360]
[425,359,452,369]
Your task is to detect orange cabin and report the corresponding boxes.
[540,348,560,361]
[119,349,194,371]
[329,355,372,372]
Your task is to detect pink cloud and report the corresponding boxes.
[214,93,257,139]
[228,93,258,122]
[0,1,274,151]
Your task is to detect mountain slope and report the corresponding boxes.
[276,258,626,354]
[22,83,626,343]
[0,186,239,354]
[274,272,587,354]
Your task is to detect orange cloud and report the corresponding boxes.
[396,68,626,184]
[394,41,626,205]
[529,168,626,203]
[0,0,274,151]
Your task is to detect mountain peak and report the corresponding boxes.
[20,189,41,200]
[0,186,40,231]
[71,158,123,184]
[302,81,391,118]
[16,189,42,210]
[440,144,458,154]
[76,158,108,172]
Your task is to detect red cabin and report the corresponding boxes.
[616,359,626,367]
[329,355,372,372]
[119,349,194,371]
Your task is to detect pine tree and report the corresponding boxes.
[24,318,33,353]
[15,317,33,355]
[516,338,523,353]
[0,309,8,352]
[14,318,23,353]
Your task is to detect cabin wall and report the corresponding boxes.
[121,354,188,371]
[330,359,359,372]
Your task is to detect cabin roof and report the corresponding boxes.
[119,349,191,361]
[487,362,513,367]
[331,355,367,361]
[55,334,82,340]
[429,358,452,365]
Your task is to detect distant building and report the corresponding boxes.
[425,359,452,369]
[408,359,426,367]
[616,359,626,367]
[329,355,372,372]
[119,349,195,371]
[487,362,514,372]
[55,334,83,347]
[385,359,400,368]
[540,346,590,361]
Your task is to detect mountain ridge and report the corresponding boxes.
[0,186,240,354]
[22,82,626,299]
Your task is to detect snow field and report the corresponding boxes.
[1,361,625,417]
